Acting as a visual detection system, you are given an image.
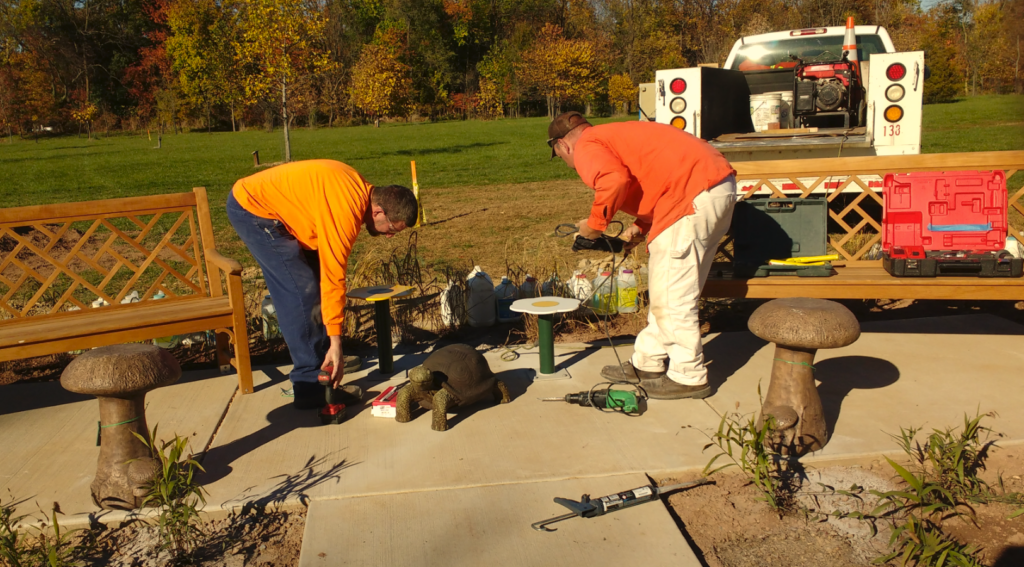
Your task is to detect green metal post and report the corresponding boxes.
[538,313,555,375]
[374,299,393,374]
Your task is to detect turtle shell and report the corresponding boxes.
[423,344,495,406]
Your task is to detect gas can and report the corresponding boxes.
[591,272,618,316]
[617,269,638,313]
[467,267,496,327]
[494,276,520,323]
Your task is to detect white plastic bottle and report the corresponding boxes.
[520,275,538,298]
[467,268,496,327]
[120,290,140,304]
[440,280,467,327]
[617,268,638,313]
[494,276,520,323]
[591,271,618,316]
[569,271,593,303]
[261,294,282,339]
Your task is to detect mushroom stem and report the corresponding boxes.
[94,395,153,509]
[759,345,828,455]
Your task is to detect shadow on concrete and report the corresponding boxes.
[815,356,900,437]
[0,367,226,415]
[704,332,769,394]
[221,452,359,511]
[198,403,330,485]
[993,546,1024,566]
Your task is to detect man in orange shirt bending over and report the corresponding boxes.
[228,160,419,409]
[548,112,737,400]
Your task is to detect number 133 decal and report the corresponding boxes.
[882,124,901,137]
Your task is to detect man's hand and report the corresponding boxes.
[576,218,604,240]
[322,336,344,388]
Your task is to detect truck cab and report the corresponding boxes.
[640,25,924,162]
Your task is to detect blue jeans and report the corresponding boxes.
[227,191,328,387]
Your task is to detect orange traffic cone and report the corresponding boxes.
[842,16,858,63]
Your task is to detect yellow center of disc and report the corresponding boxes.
[532,301,559,307]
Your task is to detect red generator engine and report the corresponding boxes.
[793,59,864,128]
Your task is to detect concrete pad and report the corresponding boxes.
[703,314,1024,459]
[298,474,700,567]
[0,368,238,526]
[200,347,726,511]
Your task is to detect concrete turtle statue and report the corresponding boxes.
[396,344,511,431]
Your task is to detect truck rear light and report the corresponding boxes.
[884,105,904,122]
[669,78,686,95]
[790,28,827,36]
[669,97,687,113]
[885,84,905,102]
[670,116,686,130]
[886,63,906,81]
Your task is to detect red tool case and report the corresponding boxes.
[881,170,1022,277]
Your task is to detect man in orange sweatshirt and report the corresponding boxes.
[548,112,737,400]
[227,160,419,409]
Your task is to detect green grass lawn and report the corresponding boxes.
[1,96,1020,271]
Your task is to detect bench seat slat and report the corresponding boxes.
[0,296,233,352]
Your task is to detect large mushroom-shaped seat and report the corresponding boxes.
[61,344,181,510]
[748,298,860,455]
[395,344,510,431]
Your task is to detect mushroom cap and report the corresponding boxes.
[61,344,181,396]
[748,298,860,350]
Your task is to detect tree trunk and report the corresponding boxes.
[230,103,236,132]
[206,99,212,133]
[282,79,291,162]
[374,116,380,128]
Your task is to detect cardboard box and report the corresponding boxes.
[372,386,400,418]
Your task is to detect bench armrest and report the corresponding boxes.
[206,249,243,275]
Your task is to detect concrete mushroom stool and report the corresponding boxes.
[61,344,181,510]
[747,298,860,456]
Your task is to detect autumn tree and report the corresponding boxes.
[235,0,331,160]
[520,24,605,117]
[166,0,239,131]
[349,32,411,127]
[607,73,637,115]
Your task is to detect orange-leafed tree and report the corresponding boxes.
[520,24,604,118]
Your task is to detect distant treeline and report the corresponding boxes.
[0,0,1020,137]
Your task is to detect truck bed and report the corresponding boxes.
[711,127,869,151]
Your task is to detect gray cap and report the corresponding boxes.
[748,298,860,350]
[61,344,181,396]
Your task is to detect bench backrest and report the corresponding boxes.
[0,188,219,320]
[732,150,1024,262]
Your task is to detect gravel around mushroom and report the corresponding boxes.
[61,344,181,510]
[747,297,860,455]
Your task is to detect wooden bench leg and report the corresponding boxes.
[226,273,254,394]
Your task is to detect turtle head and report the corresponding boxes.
[409,366,433,389]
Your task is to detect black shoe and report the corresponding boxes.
[600,361,665,384]
[291,381,364,409]
[638,376,711,400]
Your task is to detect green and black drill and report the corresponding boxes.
[540,389,640,414]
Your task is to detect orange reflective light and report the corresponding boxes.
[884,105,904,123]
[670,116,687,130]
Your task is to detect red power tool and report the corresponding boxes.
[317,368,347,425]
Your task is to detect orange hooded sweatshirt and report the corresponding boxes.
[231,160,372,336]
[573,121,735,243]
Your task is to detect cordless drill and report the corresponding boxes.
[541,390,640,414]
[317,368,347,425]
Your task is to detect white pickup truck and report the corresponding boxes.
[638,25,925,163]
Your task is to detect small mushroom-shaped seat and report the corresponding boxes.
[61,344,181,510]
[748,298,860,455]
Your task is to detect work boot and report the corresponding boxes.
[638,376,711,400]
[600,361,665,384]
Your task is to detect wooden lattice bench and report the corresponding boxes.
[0,188,253,394]
[703,150,1024,302]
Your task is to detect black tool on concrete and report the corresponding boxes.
[531,478,710,532]
[540,388,641,414]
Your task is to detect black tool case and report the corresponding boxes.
[882,248,1024,278]
[732,197,831,277]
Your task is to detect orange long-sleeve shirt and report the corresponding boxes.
[573,122,735,243]
[232,160,372,336]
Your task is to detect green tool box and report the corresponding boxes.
[732,198,831,277]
